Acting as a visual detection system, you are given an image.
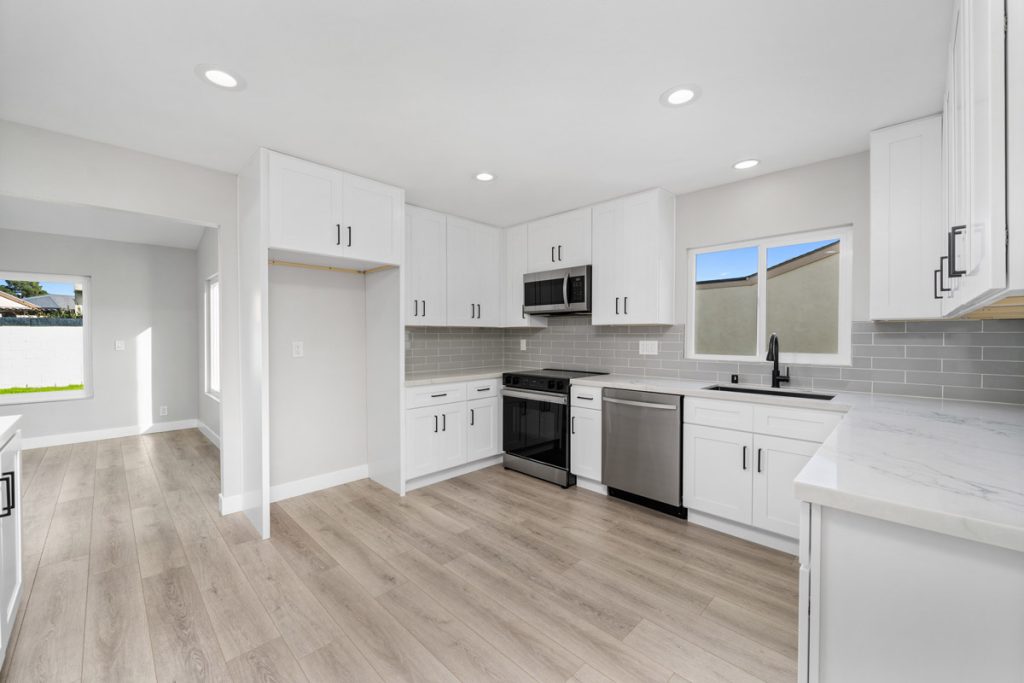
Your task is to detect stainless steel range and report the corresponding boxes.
[501,368,607,487]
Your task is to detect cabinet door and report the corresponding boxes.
[342,173,403,264]
[569,407,602,481]
[436,404,468,471]
[268,153,344,255]
[405,207,447,325]
[474,226,503,326]
[683,424,753,524]
[752,435,816,538]
[621,192,661,322]
[0,432,22,661]
[446,217,502,327]
[466,397,500,462]
[591,200,625,325]
[405,406,440,479]
[527,208,592,271]
[868,116,943,320]
[503,224,547,327]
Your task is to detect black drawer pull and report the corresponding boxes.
[577,395,593,401]
[476,387,490,392]
[431,393,447,398]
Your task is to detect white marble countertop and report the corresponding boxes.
[571,373,1024,552]
[405,368,514,387]
[0,415,22,448]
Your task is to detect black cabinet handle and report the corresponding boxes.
[558,245,562,261]
[423,300,426,317]
[948,225,967,277]
[571,415,576,434]
[336,224,341,246]
[551,246,555,262]
[757,448,763,473]
[347,226,352,247]
[935,256,952,299]
[431,393,447,398]
[442,414,446,431]
[434,415,438,433]
[615,297,619,314]
[0,470,14,518]
[577,395,593,401]
[741,445,748,470]
[477,304,481,319]
[470,409,475,426]
[476,387,490,392]
[521,304,525,320]
[624,296,628,315]
[414,300,419,317]
[933,269,943,299]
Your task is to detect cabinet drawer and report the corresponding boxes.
[753,405,841,442]
[684,398,754,431]
[406,382,466,409]
[466,379,500,398]
[570,384,602,409]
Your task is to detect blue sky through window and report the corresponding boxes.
[0,279,76,296]
[696,239,839,283]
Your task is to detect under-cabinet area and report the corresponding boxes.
[2,1,1022,681]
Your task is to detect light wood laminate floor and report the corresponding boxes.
[1,429,798,682]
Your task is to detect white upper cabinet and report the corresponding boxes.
[939,0,1009,316]
[869,115,943,320]
[503,224,547,328]
[267,151,403,265]
[446,217,503,326]
[405,206,447,325]
[591,188,676,325]
[527,207,592,271]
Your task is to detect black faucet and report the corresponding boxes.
[766,333,790,388]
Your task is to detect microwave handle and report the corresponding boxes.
[563,273,569,309]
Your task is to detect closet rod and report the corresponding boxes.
[268,259,397,276]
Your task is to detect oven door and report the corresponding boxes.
[502,388,569,469]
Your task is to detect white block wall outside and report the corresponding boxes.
[0,326,83,388]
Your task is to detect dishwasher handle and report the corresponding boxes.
[603,397,678,410]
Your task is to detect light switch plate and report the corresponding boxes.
[159,405,168,416]
[115,340,126,351]
[639,340,658,355]
[292,341,304,358]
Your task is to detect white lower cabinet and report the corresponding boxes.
[751,435,817,538]
[466,397,500,462]
[569,406,602,481]
[683,424,753,524]
[0,430,23,666]
[404,381,502,483]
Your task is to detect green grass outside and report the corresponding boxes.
[0,384,85,395]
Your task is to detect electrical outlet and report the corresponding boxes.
[731,374,739,384]
[292,341,304,358]
[520,339,527,351]
[114,340,125,351]
[159,405,168,417]
[639,340,658,355]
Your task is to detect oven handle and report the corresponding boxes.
[501,388,568,405]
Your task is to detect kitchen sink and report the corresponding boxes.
[705,385,835,401]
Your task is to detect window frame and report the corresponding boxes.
[205,274,221,400]
[686,225,853,366]
[0,271,92,406]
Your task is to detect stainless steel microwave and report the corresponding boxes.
[523,265,592,315]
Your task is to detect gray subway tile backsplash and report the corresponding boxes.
[406,316,1024,404]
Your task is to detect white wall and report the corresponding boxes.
[676,152,870,321]
[0,228,198,439]
[268,265,368,491]
[196,226,220,440]
[0,120,243,499]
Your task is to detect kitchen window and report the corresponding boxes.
[0,272,91,405]
[205,275,221,398]
[687,227,852,365]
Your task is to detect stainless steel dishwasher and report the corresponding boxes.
[602,388,685,516]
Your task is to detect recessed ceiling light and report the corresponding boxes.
[733,159,760,170]
[195,64,245,90]
[475,172,495,182]
[660,85,701,107]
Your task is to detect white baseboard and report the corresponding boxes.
[404,455,503,493]
[22,419,199,450]
[269,463,369,504]
[575,477,607,495]
[687,510,798,555]
[197,421,220,448]
[219,492,243,515]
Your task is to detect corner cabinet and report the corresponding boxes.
[267,150,404,266]
[591,188,676,325]
[527,207,592,271]
[0,429,23,667]
[503,224,547,328]
[868,116,943,320]
[405,206,447,325]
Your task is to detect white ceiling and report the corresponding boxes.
[0,0,954,227]
[0,195,209,249]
